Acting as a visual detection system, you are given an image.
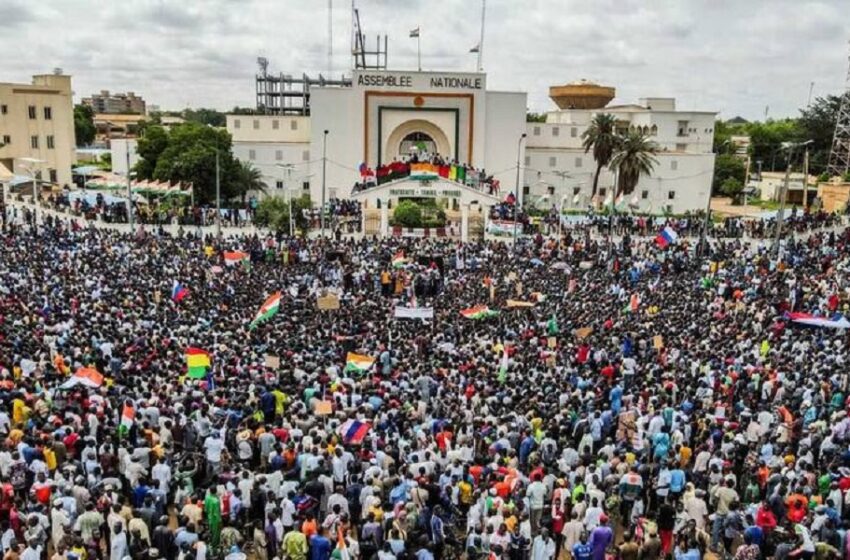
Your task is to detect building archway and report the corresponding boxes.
[384,119,452,164]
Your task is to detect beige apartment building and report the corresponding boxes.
[0,73,76,189]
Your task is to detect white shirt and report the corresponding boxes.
[204,436,224,462]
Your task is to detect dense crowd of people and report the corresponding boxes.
[0,199,850,560]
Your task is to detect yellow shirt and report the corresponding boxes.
[44,448,57,471]
[12,399,26,425]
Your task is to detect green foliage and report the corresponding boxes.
[713,154,746,194]
[582,113,619,197]
[745,119,803,169]
[134,123,248,203]
[182,108,226,127]
[719,177,743,198]
[235,161,267,197]
[392,200,423,227]
[231,106,258,115]
[526,112,546,123]
[73,104,95,146]
[98,153,112,171]
[797,95,845,175]
[712,120,743,154]
[818,172,830,182]
[845,172,850,183]
[254,194,311,234]
[610,130,658,196]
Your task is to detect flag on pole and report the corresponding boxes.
[409,27,420,38]
[498,348,509,384]
[460,305,500,320]
[391,251,408,269]
[469,44,480,53]
[337,527,350,560]
[655,226,679,249]
[171,281,189,302]
[249,292,282,329]
[185,347,212,379]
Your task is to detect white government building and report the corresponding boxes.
[227,70,716,237]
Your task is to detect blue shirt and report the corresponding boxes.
[669,469,686,493]
[572,543,593,560]
[309,535,332,560]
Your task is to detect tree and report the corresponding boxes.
[135,125,170,179]
[581,113,619,199]
[392,200,423,227]
[719,177,743,199]
[798,94,845,175]
[254,194,311,234]
[182,108,226,127]
[712,154,746,194]
[230,106,258,115]
[73,104,95,146]
[235,161,267,200]
[526,112,546,123]
[744,119,803,170]
[610,130,658,196]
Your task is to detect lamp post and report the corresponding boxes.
[321,130,329,238]
[275,163,295,237]
[16,157,45,225]
[126,147,135,232]
[512,132,527,247]
[774,139,813,260]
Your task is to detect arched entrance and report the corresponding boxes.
[384,119,452,164]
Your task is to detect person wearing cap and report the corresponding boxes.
[588,514,612,560]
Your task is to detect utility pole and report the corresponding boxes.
[215,147,221,238]
[743,156,751,207]
[773,157,793,260]
[512,133,527,247]
[126,148,133,232]
[802,145,810,211]
[321,130,329,238]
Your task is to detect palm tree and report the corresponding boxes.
[235,161,267,202]
[581,113,619,199]
[609,129,658,197]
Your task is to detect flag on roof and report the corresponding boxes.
[391,251,408,269]
[469,43,480,53]
[655,226,679,248]
[171,281,188,303]
[250,292,282,329]
[119,403,135,436]
[409,27,420,38]
[344,352,375,374]
[185,347,212,379]
[785,312,850,329]
[223,251,249,266]
[338,419,371,444]
[460,305,500,320]
[60,367,104,389]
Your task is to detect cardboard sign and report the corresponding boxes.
[574,327,593,339]
[653,335,664,349]
[315,401,334,416]
[547,336,558,349]
[265,355,281,369]
[317,294,340,310]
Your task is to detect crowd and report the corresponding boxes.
[1,203,850,560]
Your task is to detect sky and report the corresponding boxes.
[2,0,849,120]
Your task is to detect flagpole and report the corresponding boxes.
[478,0,486,71]
[417,33,421,71]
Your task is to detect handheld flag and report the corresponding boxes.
[498,348,508,384]
[223,251,249,266]
[546,314,559,335]
[171,281,189,303]
[338,419,371,444]
[119,403,135,436]
[391,251,408,269]
[460,305,500,320]
[60,367,104,390]
[655,226,679,249]
[250,292,282,329]
[344,352,375,374]
[185,347,212,379]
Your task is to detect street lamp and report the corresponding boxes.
[275,163,295,237]
[16,157,45,204]
[513,132,527,246]
[774,139,813,259]
[321,130,329,238]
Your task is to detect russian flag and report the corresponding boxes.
[785,312,850,329]
[171,281,189,302]
[655,226,679,248]
[338,419,371,444]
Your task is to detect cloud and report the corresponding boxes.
[0,0,848,120]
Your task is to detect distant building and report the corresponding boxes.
[730,135,751,158]
[93,113,146,144]
[0,72,76,188]
[817,179,850,212]
[758,171,818,206]
[82,90,146,115]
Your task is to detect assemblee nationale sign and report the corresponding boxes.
[389,188,462,198]
[357,73,483,90]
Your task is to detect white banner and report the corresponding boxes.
[394,306,435,319]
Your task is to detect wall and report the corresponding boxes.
[817,182,850,213]
[308,87,361,203]
[110,139,139,176]
[0,74,75,187]
[484,91,528,197]
[226,114,311,143]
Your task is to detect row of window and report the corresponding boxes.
[531,125,580,138]
[2,134,56,149]
[532,123,713,139]
[246,148,310,162]
[525,155,680,171]
[539,185,679,201]
[274,180,311,191]
[233,118,299,131]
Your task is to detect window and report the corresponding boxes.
[30,135,38,149]
[677,120,689,136]
[548,156,556,167]
[552,127,559,137]
[302,150,310,161]
[668,191,676,200]
[574,157,582,168]
[571,127,578,138]
[670,160,678,171]
[650,125,658,136]
[641,190,649,199]
[573,187,581,196]
[0,104,7,114]
[234,119,241,129]
[547,185,555,195]
[302,181,310,191]
[275,180,284,190]
[533,126,541,136]
[524,156,531,166]
[522,186,530,196]
[46,135,55,149]
[275,150,283,161]
[666,205,673,214]
[253,119,260,130]
[272,120,279,130]
[248,149,256,160]
[599,188,607,197]
[49,169,57,183]
[290,120,298,131]
[28,106,36,119]
[2,135,10,145]
[43,107,52,120]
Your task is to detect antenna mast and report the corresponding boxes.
[477,0,486,72]
[828,41,850,178]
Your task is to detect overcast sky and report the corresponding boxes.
[2,0,848,120]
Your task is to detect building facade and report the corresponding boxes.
[524,90,717,215]
[0,73,76,188]
[82,90,146,115]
